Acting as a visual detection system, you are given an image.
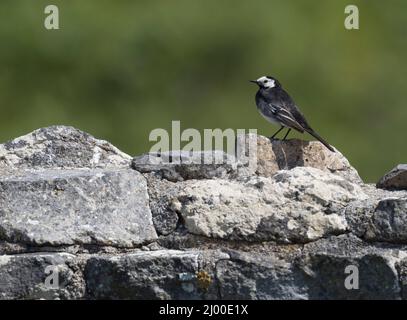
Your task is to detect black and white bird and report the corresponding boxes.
[250,75,335,152]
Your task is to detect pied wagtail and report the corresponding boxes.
[250,75,335,152]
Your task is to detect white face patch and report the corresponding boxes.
[257,76,275,88]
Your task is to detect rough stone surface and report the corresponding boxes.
[396,257,407,299]
[132,134,362,184]
[377,164,407,190]
[85,250,225,299]
[0,169,157,247]
[173,167,365,243]
[216,236,389,300]
[0,126,131,173]
[143,173,181,235]
[0,253,85,299]
[2,126,407,300]
[216,250,307,299]
[346,196,407,243]
[236,133,363,183]
[132,151,237,182]
[300,235,404,299]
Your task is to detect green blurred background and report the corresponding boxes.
[0,0,406,182]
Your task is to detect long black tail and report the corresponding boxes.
[305,129,335,152]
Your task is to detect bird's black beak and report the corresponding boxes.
[249,80,258,84]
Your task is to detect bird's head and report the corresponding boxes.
[250,76,280,89]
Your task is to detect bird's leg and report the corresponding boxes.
[282,128,291,140]
[270,126,284,140]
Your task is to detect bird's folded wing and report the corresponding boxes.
[270,104,305,133]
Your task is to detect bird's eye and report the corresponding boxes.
[263,80,268,83]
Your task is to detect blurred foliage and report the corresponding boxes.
[0,0,406,182]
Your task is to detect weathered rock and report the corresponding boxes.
[396,257,407,299]
[132,151,237,182]
[377,164,407,190]
[85,250,226,299]
[303,253,401,299]
[236,133,363,183]
[216,250,307,299]
[0,169,157,247]
[2,126,407,300]
[132,134,363,184]
[143,173,181,235]
[346,197,407,243]
[172,167,366,243]
[0,126,131,173]
[300,235,405,299]
[0,253,84,299]
[84,235,407,301]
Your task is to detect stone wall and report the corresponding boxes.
[0,126,406,299]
